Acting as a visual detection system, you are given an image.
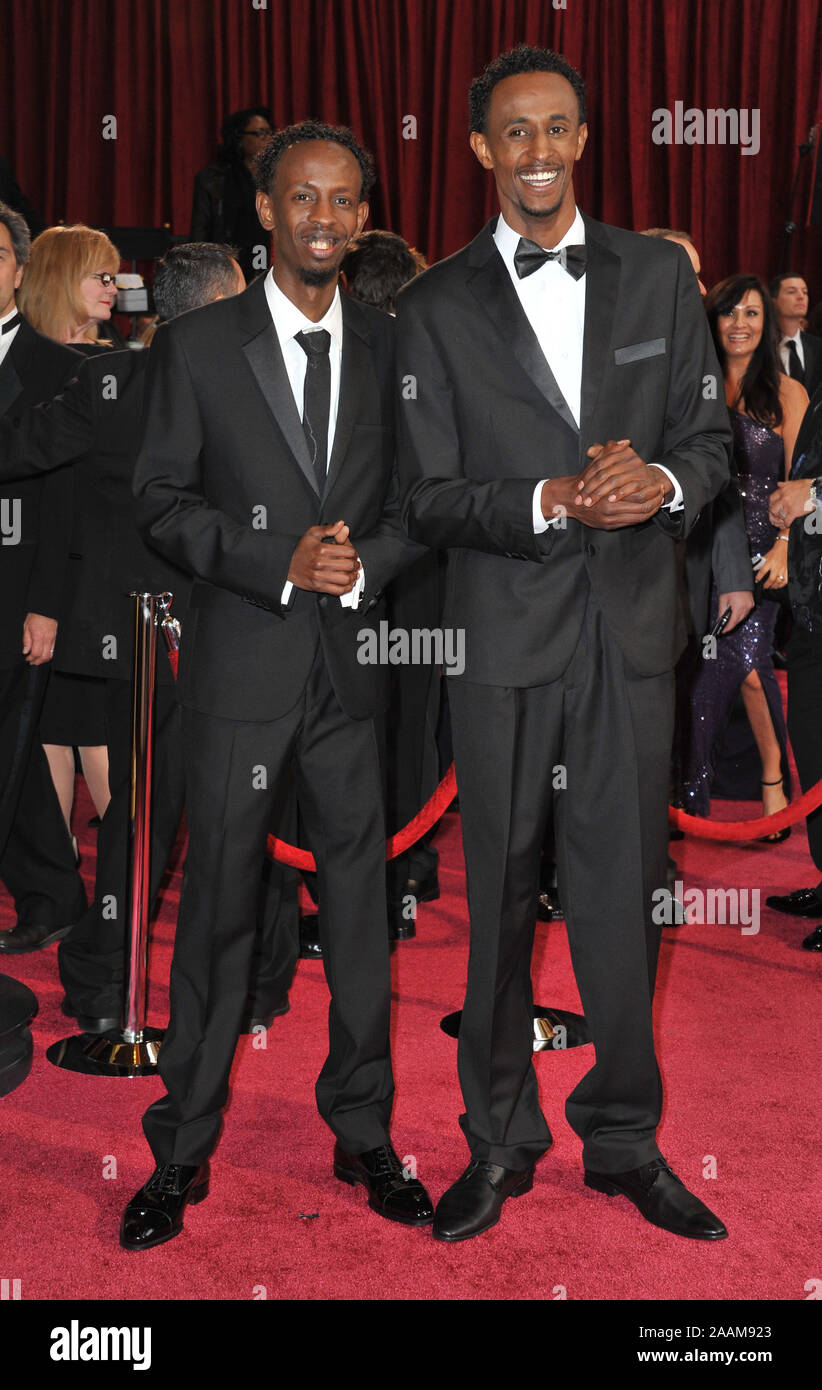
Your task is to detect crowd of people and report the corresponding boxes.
[0,43,820,1256]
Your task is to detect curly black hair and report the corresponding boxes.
[469,45,587,133]
[254,121,376,200]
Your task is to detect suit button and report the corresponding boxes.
[585,543,597,558]
[318,596,328,608]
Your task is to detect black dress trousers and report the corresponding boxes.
[448,596,672,1174]
[141,649,393,1166]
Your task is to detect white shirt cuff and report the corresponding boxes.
[533,480,565,533]
[651,464,684,511]
[340,565,365,609]
[281,580,294,605]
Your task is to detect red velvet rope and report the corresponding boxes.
[164,647,822,861]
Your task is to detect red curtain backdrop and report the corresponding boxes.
[1,0,820,287]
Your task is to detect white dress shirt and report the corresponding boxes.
[492,211,682,532]
[263,271,363,608]
[0,304,21,369]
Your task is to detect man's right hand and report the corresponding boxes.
[287,521,361,594]
[541,475,662,530]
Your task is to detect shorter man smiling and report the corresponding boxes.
[123,123,431,1249]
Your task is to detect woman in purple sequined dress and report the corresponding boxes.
[681,275,808,824]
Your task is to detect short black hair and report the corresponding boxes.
[769,270,808,299]
[254,121,375,200]
[342,230,425,314]
[0,199,31,265]
[153,242,240,321]
[469,44,587,133]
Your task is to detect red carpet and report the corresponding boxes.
[1,772,820,1302]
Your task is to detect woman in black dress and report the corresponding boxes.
[190,106,273,284]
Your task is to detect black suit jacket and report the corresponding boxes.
[796,330,822,400]
[396,215,731,684]
[133,275,421,722]
[0,317,78,667]
[0,347,190,682]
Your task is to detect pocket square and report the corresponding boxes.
[614,338,666,365]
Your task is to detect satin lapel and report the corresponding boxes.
[325,296,368,497]
[466,236,579,435]
[239,279,318,496]
[0,320,30,418]
[579,217,621,440]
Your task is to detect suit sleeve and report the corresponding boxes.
[0,359,96,481]
[132,322,300,614]
[711,475,754,594]
[650,250,732,538]
[396,293,546,560]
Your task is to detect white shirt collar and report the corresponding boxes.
[264,270,343,352]
[780,329,801,346]
[494,206,586,270]
[0,303,19,328]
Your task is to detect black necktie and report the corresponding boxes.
[295,329,331,492]
[514,237,587,281]
[1,313,21,334]
[786,339,805,385]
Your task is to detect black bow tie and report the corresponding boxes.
[514,238,587,281]
[1,313,21,334]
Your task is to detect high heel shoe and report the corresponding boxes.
[758,778,791,844]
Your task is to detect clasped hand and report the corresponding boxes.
[542,439,670,529]
[287,520,361,594]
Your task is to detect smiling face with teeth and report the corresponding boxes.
[469,71,587,246]
[257,140,369,319]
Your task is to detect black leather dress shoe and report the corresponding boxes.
[765,887,822,917]
[432,1158,534,1242]
[406,872,440,905]
[584,1158,727,1240]
[333,1141,433,1225]
[120,1163,209,1250]
[60,998,120,1034]
[0,922,73,953]
[802,924,822,951]
[299,913,323,959]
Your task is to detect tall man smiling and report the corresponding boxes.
[397,47,732,1243]
[123,123,431,1249]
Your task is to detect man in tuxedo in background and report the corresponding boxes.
[767,386,822,949]
[397,46,731,1243]
[0,201,85,956]
[770,273,822,398]
[124,123,432,1250]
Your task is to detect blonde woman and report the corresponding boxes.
[18,225,121,847]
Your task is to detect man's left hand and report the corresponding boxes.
[575,439,672,516]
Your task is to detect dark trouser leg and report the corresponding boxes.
[447,678,560,1171]
[58,677,184,1016]
[295,662,394,1151]
[0,661,85,926]
[246,789,300,1016]
[786,627,822,894]
[142,706,299,1165]
[558,604,670,1172]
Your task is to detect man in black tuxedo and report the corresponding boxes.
[767,386,822,948]
[397,47,731,1243]
[0,201,85,955]
[770,273,822,399]
[123,124,432,1249]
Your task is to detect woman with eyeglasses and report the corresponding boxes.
[190,105,273,283]
[16,224,123,853]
